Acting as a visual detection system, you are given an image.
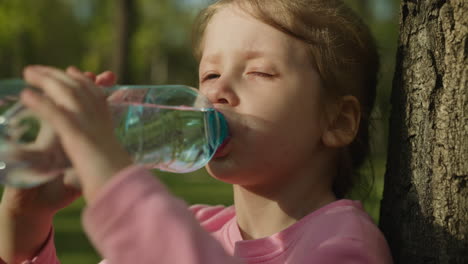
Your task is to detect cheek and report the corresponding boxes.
[238,96,324,152]
[235,78,325,146]
[240,95,290,124]
[239,113,317,157]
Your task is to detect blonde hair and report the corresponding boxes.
[193,0,379,198]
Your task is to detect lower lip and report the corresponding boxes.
[213,137,231,158]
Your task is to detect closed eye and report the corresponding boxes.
[249,72,275,78]
[201,73,220,82]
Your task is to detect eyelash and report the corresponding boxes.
[201,73,220,82]
[201,71,275,82]
[249,72,274,78]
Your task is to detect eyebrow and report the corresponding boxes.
[244,50,269,60]
[202,50,272,65]
[201,53,221,64]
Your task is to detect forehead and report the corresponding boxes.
[201,5,309,64]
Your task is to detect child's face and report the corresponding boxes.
[200,5,329,186]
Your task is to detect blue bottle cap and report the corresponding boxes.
[214,110,229,146]
[207,110,229,153]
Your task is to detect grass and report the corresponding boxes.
[2,159,386,263]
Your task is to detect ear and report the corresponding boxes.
[322,96,361,148]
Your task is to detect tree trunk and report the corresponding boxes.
[380,1,467,263]
[113,0,136,83]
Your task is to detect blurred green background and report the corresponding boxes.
[0,0,400,263]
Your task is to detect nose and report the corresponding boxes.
[201,78,239,107]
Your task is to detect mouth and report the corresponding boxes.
[213,136,232,158]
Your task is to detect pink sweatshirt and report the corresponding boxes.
[7,165,393,264]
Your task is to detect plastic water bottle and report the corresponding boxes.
[0,79,229,188]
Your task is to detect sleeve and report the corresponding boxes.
[82,165,244,264]
[309,237,392,264]
[0,229,60,264]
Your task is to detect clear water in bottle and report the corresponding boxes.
[112,103,224,173]
[0,80,229,187]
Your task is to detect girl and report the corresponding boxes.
[0,0,393,263]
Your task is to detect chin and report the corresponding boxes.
[205,158,267,186]
[205,160,239,184]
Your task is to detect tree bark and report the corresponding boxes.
[380,1,467,263]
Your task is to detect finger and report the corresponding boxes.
[84,72,97,81]
[66,66,106,100]
[23,66,85,112]
[20,88,81,146]
[25,65,81,93]
[66,66,94,87]
[107,89,124,101]
[95,71,117,87]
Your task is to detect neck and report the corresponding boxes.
[233,164,336,240]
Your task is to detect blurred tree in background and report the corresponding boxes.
[0,0,85,76]
[345,0,400,159]
[0,0,200,85]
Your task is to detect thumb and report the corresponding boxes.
[63,168,82,190]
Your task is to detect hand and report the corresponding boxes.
[0,69,119,263]
[19,65,132,203]
[11,68,118,177]
[0,69,119,216]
